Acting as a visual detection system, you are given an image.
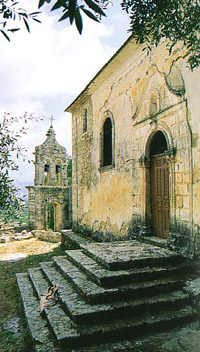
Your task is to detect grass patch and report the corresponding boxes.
[0,239,66,352]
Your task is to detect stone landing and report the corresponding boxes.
[16,235,198,352]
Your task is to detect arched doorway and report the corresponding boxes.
[47,203,55,231]
[150,131,170,239]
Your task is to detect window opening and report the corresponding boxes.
[56,165,61,184]
[83,109,88,133]
[103,117,112,166]
[44,164,50,185]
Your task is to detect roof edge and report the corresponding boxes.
[65,34,134,112]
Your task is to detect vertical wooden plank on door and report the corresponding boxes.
[151,155,170,238]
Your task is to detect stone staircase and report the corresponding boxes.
[16,234,198,352]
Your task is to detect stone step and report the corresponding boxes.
[25,266,196,350]
[61,230,93,249]
[66,306,196,349]
[16,272,62,352]
[39,260,191,325]
[38,262,112,324]
[54,255,186,304]
[81,241,183,270]
[27,267,81,345]
[64,249,192,288]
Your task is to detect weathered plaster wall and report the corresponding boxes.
[70,39,200,256]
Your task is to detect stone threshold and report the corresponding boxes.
[142,236,168,249]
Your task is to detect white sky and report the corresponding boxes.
[0,0,130,197]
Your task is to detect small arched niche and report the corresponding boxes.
[149,89,160,116]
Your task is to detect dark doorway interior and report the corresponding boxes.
[47,203,54,231]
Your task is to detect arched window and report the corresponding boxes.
[44,164,50,185]
[83,109,88,133]
[102,117,113,167]
[56,165,61,185]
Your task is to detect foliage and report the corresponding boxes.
[0,0,41,41]
[40,0,108,34]
[1,1,200,68]
[0,0,108,39]
[0,112,36,223]
[121,0,200,70]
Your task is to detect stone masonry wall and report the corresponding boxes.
[70,39,200,258]
[27,126,72,232]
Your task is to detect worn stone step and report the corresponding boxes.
[81,241,183,270]
[61,230,93,249]
[69,306,196,349]
[40,260,192,325]
[39,261,113,323]
[54,255,118,303]
[27,267,81,345]
[16,272,61,352]
[58,304,196,349]
[54,255,186,304]
[64,249,192,288]
[21,267,197,349]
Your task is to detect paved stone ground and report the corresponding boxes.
[0,252,28,261]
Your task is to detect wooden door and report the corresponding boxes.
[151,155,170,238]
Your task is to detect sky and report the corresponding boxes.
[0,0,130,198]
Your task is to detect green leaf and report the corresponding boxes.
[51,0,66,11]
[81,7,99,22]
[75,7,83,34]
[38,0,47,9]
[32,18,42,23]
[23,18,30,33]
[29,12,41,16]
[69,0,76,25]
[7,28,20,32]
[18,12,28,18]
[58,10,70,22]
[84,0,106,17]
[0,30,10,41]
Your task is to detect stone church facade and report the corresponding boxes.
[26,125,72,231]
[66,36,200,258]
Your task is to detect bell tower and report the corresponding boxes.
[26,123,72,231]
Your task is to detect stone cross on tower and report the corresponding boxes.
[49,115,55,127]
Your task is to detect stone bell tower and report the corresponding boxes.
[26,124,72,231]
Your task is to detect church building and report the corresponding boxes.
[26,124,72,231]
[66,36,200,258]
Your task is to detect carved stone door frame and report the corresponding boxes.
[141,127,176,238]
